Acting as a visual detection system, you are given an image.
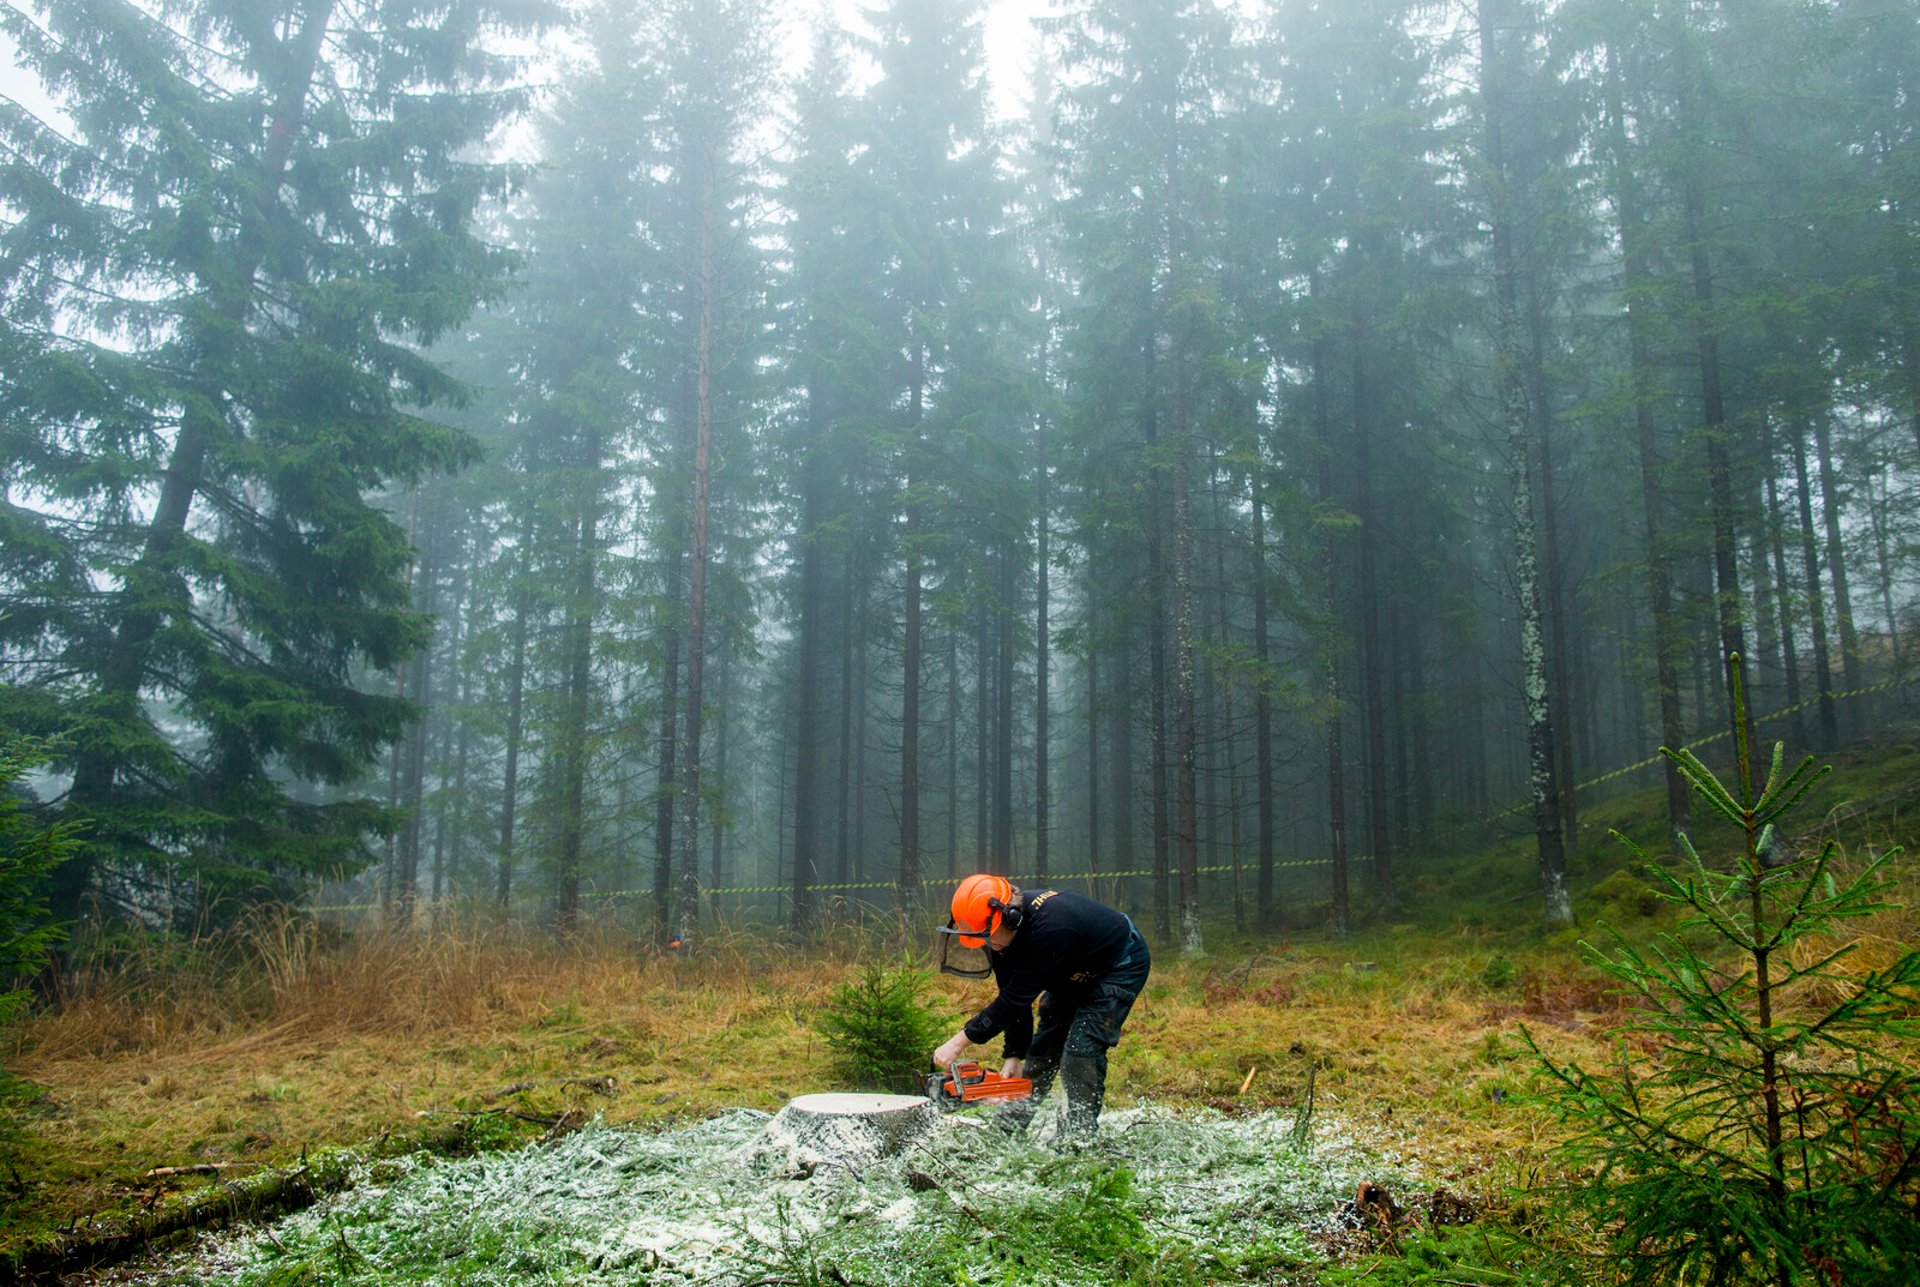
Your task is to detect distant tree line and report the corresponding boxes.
[3,0,1916,954]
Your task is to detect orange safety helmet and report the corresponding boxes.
[940,873,1018,948]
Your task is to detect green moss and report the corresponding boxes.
[1582,867,1661,924]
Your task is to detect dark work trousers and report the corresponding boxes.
[1006,921,1151,1136]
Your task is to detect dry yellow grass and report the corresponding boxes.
[0,911,1635,1254]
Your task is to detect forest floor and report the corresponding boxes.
[3,737,1917,1283]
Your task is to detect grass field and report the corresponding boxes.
[4,739,1917,1282]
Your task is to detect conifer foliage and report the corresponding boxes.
[1524,663,1920,1285]
[0,739,78,1028]
[0,0,555,926]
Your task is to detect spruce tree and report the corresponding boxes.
[1525,661,1920,1285]
[0,0,554,926]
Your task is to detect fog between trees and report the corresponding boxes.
[4,0,1917,956]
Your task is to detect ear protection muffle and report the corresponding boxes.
[987,893,1026,932]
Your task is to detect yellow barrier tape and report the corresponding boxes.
[307,860,1333,912]
[1449,673,1919,837]
[305,675,1916,915]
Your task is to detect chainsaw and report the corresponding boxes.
[927,1059,1032,1110]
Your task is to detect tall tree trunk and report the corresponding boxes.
[1763,427,1808,749]
[976,594,990,874]
[1388,599,1412,852]
[1167,109,1202,956]
[1527,281,1579,857]
[1209,454,1245,933]
[1812,418,1860,706]
[835,545,856,888]
[496,522,532,913]
[1750,527,1782,721]
[710,642,730,892]
[1350,292,1395,909]
[652,619,681,934]
[1482,0,1570,925]
[1250,460,1276,925]
[1407,617,1432,844]
[854,573,871,884]
[1311,281,1350,940]
[1035,413,1051,881]
[1143,322,1172,939]
[435,547,474,916]
[652,348,699,935]
[1868,463,1903,673]
[396,521,440,924]
[995,550,1014,867]
[899,341,925,927]
[947,625,960,880]
[676,177,720,949]
[1678,35,1753,751]
[1109,631,1135,910]
[1605,45,1689,837]
[1895,251,1920,465]
[1086,616,1102,888]
[555,447,602,935]
[1172,410,1201,955]
[792,384,826,926]
[1790,424,1840,748]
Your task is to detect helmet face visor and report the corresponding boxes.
[937,918,991,950]
[935,923,993,979]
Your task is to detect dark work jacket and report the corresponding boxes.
[960,889,1132,1058]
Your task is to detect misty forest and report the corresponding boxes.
[8,0,1920,1282]
[5,0,1920,951]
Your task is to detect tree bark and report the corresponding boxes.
[652,605,681,934]
[675,169,720,949]
[1676,23,1753,752]
[555,411,606,936]
[1144,322,1172,939]
[995,550,1014,868]
[1790,424,1839,748]
[1035,412,1052,881]
[1250,459,1276,925]
[1526,279,1579,857]
[396,519,440,924]
[947,623,960,880]
[1812,417,1860,706]
[1310,278,1350,940]
[1350,287,1395,910]
[496,518,532,913]
[1482,0,1570,926]
[1868,463,1903,673]
[1762,426,1809,749]
[1109,627,1135,911]
[834,544,856,889]
[1086,613,1102,888]
[791,382,826,926]
[1172,406,1201,956]
[1605,43,1688,837]
[899,339,926,928]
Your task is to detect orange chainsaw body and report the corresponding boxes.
[929,1059,1032,1107]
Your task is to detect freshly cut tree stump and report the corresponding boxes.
[752,1093,936,1173]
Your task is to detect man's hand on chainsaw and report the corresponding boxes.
[933,1032,970,1069]
[1001,1057,1022,1079]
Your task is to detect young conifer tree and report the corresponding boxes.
[1524,659,1920,1286]
[0,0,554,927]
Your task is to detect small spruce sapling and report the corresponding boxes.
[1523,661,1920,1286]
[816,961,950,1094]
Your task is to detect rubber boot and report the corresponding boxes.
[993,1052,1058,1136]
[1058,1053,1106,1142]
